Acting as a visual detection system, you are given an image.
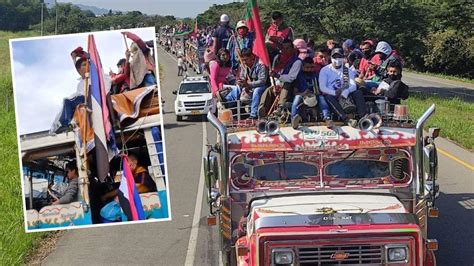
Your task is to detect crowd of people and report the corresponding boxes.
[166,11,410,128]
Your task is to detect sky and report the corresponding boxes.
[57,0,237,18]
[11,27,156,135]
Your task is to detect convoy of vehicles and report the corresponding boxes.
[173,76,215,121]
[204,103,440,265]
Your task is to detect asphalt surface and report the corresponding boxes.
[402,72,474,102]
[42,49,473,266]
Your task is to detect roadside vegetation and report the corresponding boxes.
[0,31,49,265]
[405,93,474,150]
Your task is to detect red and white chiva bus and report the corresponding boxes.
[204,103,440,266]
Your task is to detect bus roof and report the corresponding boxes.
[21,113,162,155]
[227,125,416,152]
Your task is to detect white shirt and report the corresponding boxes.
[177,57,183,67]
[76,77,86,95]
[318,63,357,98]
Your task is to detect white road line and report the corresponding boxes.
[184,121,207,266]
[159,46,179,63]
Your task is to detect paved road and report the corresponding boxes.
[403,72,474,102]
[42,48,473,266]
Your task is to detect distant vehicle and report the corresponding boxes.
[173,76,215,121]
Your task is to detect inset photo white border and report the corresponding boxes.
[10,27,172,233]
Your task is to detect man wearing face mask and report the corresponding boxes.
[372,61,409,104]
[319,48,367,124]
[227,20,255,71]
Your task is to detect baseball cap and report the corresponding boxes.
[220,14,230,23]
[236,20,247,29]
[342,39,355,50]
[331,48,344,57]
[293,39,308,52]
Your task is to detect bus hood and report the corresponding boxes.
[249,194,416,229]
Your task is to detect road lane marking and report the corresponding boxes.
[184,121,207,265]
[159,46,179,63]
[438,147,474,171]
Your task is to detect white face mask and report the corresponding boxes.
[331,58,344,67]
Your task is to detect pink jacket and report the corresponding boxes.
[209,60,231,97]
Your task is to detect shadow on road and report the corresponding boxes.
[164,123,194,130]
[410,86,474,102]
[430,192,474,266]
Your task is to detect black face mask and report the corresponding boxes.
[388,74,399,80]
[363,50,371,59]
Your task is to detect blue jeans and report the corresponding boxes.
[291,95,304,119]
[250,86,265,118]
[142,73,157,87]
[224,86,265,118]
[364,80,380,90]
[318,96,330,119]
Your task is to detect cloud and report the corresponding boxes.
[11,27,156,135]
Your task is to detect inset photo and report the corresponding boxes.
[10,27,170,232]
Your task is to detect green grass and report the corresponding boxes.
[0,30,48,266]
[405,68,474,85]
[405,92,474,150]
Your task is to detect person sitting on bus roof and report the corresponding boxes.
[370,61,409,104]
[235,48,268,119]
[52,161,79,205]
[268,39,305,117]
[209,48,234,102]
[109,58,130,94]
[128,41,156,89]
[318,48,367,124]
[291,57,319,129]
[227,20,255,71]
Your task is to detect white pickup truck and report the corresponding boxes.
[173,76,216,121]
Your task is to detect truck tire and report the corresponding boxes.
[176,115,183,122]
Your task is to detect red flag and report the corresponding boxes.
[245,0,270,67]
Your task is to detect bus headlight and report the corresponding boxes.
[177,101,183,107]
[272,248,294,265]
[385,244,408,263]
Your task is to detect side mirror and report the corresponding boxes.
[172,90,177,95]
[423,144,438,181]
[428,127,440,139]
[203,155,218,189]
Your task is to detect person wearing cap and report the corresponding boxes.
[293,38,310,60]
[70,47,89,96]
[109,58,130,94]
[212,14,234,52]
[227,20,255,70]
[265,11,294,61]
[318,47,367,124]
